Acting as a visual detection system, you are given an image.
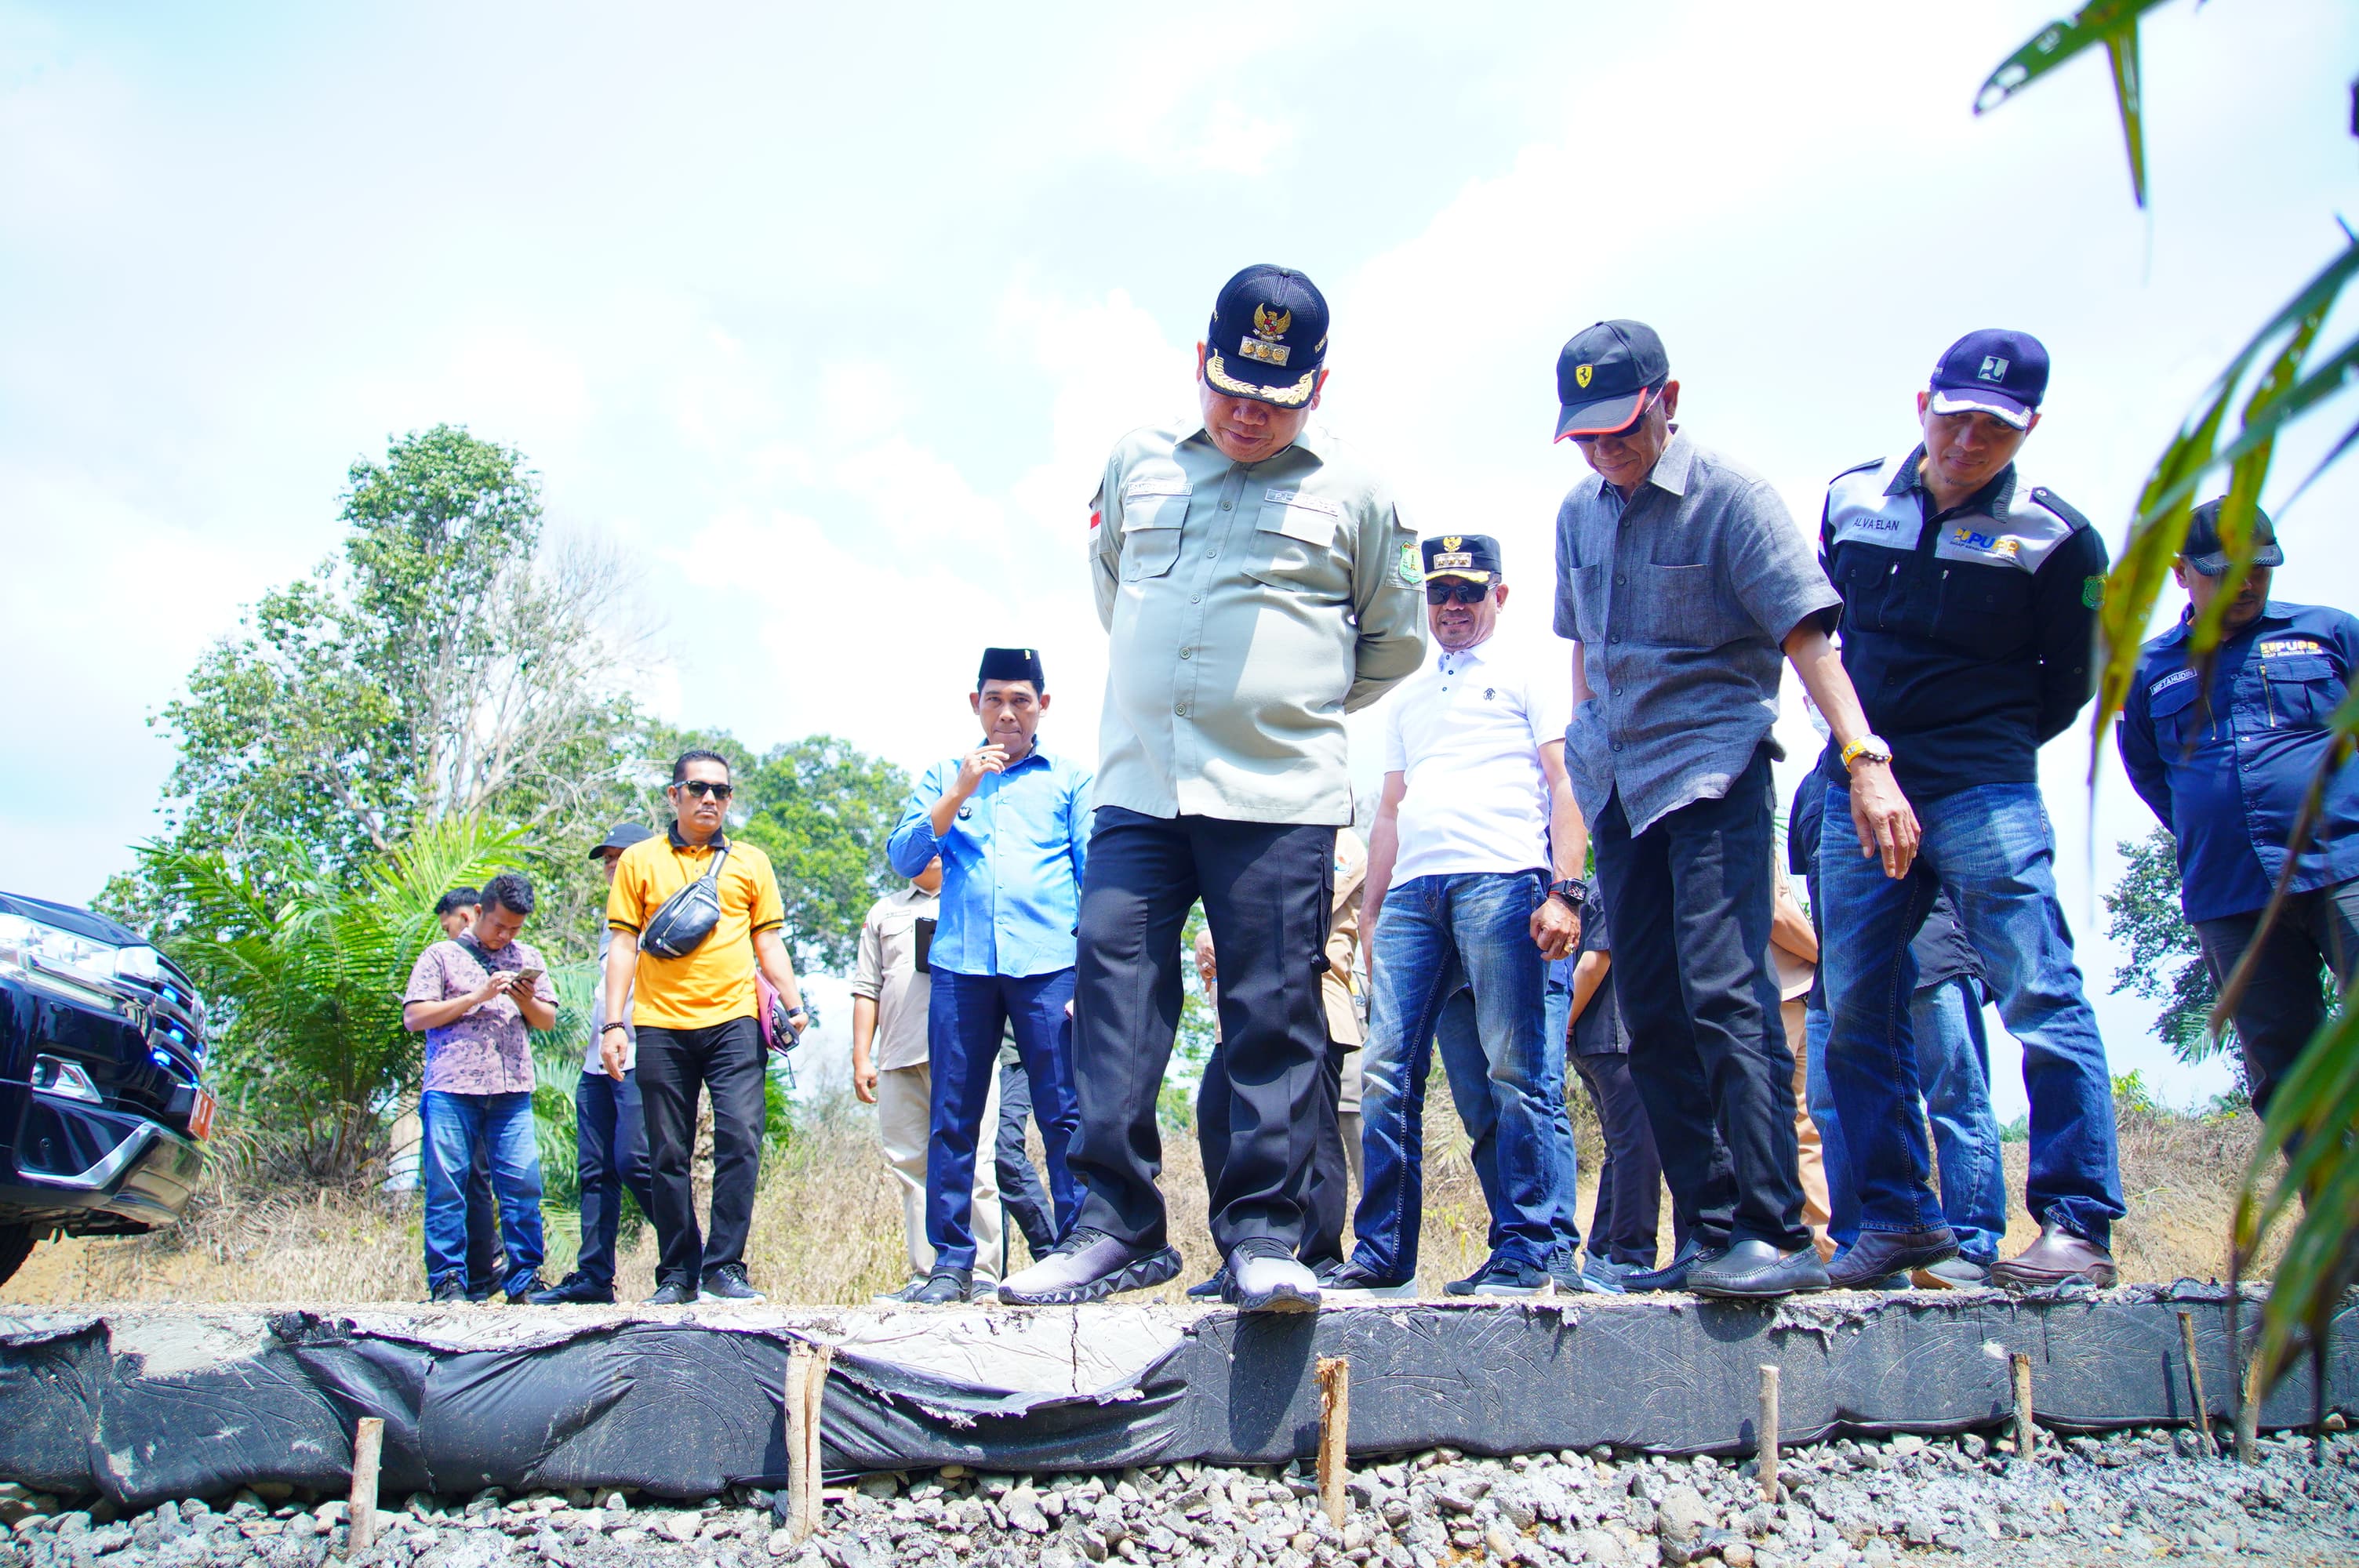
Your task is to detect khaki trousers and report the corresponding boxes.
[1781,995,1837,1261]
[876,1063,1004,1283]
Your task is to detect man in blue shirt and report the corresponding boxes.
[887,647,1092,1303]
[2117,500,2359,1116]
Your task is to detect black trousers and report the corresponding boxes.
[462,1139,502,1297]
[1592,746,1810,1253]
[1071,808,1336,1256]
[636,1016,766,1286]
[1195,1036,1352,1269]
[1572,1049,1663,1267]
[995,1055,1060,1258]
[2194,877,2359,1116]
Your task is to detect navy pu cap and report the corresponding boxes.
[588,822,655,860]
[1204,265,1329,408]
[1554,320,1670,441]
[1423,534,1503,583]
[1928,328,2049,429]
[2183,498,2283,577]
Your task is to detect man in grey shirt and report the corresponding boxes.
[1551,319,1915,1299]
[999,264,1424,1312]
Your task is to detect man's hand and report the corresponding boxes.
[1848,759,1920,879]
[954,744,1010,798]
[471,971,518,1008]
[851,1044,878,1104]
[1531,895,1581,960]
[599,1029,627,1083]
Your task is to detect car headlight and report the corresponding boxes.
[0,911,129,998]
[113,944,165,983]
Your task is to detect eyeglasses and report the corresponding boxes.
[1426,580,1493,605]
[1568,386,1661,445]
[674,779,734,800]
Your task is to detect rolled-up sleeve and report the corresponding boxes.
[887,764,951,877]
[850,913,885,1001]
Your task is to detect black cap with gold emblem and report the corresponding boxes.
[977,646,1046,691]
[1554,319,1670,441]
[1205,265,1330,408]
[1422,535,1503,583]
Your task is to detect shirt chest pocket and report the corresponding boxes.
[1929,564,2034,654]
[2243,655,2343,733]
[1120,488,1189,581]
[1245,492,1347,594]
[1627,562,1743,649]
[1834,550,1904,633]
[2147,672,2213,746]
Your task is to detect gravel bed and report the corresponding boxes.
[3,1426,2355,1567]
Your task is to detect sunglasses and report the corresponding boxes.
[1427,580,1494,605]
[1568,385,1661,445]
[674,779,734,800]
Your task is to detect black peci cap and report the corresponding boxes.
[1554,320,1670,441]
[1203,265,1330,408]
[1423,534,1503,583]
[979,647,1046,690]
[2182,498,2283,577]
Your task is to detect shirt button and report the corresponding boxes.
[1190,593,1201,604]
[1616,575,1626,585]
[1220,499,1233,510]
[1207,549,1217,557]
[1609,634,1622,644]
[1180,648,1193,659]
[1613,743,1624,753]
[1175,705,1187,717]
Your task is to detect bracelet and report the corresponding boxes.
[600,1022,627,1034]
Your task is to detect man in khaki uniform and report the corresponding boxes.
[849,857,1009,1298]
[999,264,1424,1312]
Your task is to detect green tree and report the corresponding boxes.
[2102,826,2228,1064]
[140,816,525,1180]
[734,735,911,974]
[106,425,656,960]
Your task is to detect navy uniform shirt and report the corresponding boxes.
[1818,448,2107,800]
[2116,601,2359,924]
[1569,891,1627,1057]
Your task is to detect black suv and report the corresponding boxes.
[0,890,212,1287]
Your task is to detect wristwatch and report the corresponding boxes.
[1840,734,1895,769]
[1549,877,1590,908]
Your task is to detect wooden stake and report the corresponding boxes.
[347,1417,384,1553]
[784,1345,812,1540]
[1757,1365,1781,1502]
[1316,1356,1350,1530]
[2178,1312,2215,1457]
[2237,1352,2261,1465]
[2010,1353,2036,1461]
[804,1344,835,1535]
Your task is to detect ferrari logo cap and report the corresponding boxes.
[1554,320,1670,441]
[1205,265,1329,408]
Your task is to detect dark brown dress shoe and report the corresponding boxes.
[1991,1221,2118,1290]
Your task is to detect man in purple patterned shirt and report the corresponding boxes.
[403,870,560,1305]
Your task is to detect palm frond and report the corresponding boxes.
[1972,1,2174,206]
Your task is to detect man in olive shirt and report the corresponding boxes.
[602,749,809,1306]
[1000,265,1424,1312]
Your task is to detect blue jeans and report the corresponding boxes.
[925,968,1081,1272]
[422,1090,544,1298]
[1819,781,2124,1245]
[1808,981,2008,1263]
[573,1069,656,1290]
[1350,869,1571,1280]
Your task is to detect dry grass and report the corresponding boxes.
[0,1082,2277,1307]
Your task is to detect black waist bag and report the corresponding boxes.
[641,847,731,960]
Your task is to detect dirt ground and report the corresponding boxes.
[0,1083,2273,1308]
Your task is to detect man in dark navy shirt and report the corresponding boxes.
[1815,330,2125,1291]
[2117,500,2359,1115]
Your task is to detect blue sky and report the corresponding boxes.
[4,1,2355,1112]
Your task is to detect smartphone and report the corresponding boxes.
[513,966,544,988]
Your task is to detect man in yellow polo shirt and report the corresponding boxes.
[602,748,808,1305]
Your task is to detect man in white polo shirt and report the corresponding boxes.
[1330,534,1603,1298]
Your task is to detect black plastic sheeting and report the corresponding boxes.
[0,1287,2350,1511]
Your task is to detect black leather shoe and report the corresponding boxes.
[1619,1236,1709,1293]
[1825,1227,1958,1290]
[429,1278,469,1304]
[643,1279,697,1306]
[528,1273,615,1305]
[699,1265,766,1303]
[1687,1240,1832,1299]
[505,1275,553,1305]
[1186,1268,1230,1301]
[911,1267,974,1305]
